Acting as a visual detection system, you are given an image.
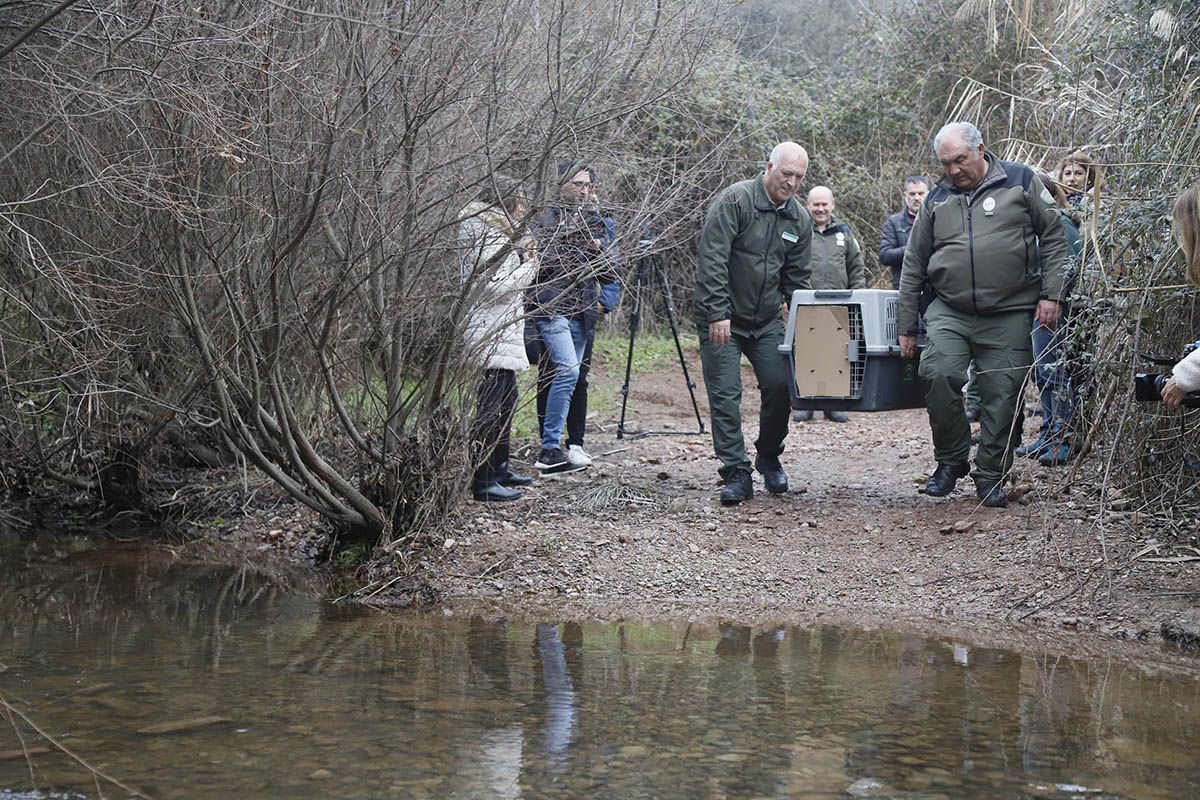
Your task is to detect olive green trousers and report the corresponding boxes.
[918,300,1033,485]
[697,321,791,480]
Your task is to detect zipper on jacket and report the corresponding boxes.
[753,212,779,328]
[966,199,978,315]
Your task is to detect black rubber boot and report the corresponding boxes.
[719,469,754,506]
[493,442,533,487]
[472,480,522,502]
[925,462,969,497]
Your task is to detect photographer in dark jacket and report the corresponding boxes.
[879,176,929,289]
[526,163,619,473]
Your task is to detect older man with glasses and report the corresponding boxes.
[898,122,1068,508]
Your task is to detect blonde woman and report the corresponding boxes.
[1161,183,1200,409]
[1056,150,1102,214]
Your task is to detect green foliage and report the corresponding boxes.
[335,542,371,567]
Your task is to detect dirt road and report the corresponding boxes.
[420,345,1200,653]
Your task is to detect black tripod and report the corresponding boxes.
[617,247,705,439]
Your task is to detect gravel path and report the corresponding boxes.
[416,345,1200,655]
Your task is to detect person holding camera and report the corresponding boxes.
[695,141,814,506]
[526,163,619,474]
[1056,150,1102,218]
[459,176,538,501]
[554,178,620,468]
[1161,183,1200,409]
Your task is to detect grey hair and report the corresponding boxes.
[768,141,803,165]
[902,175,929,191]
[932,122,983,156]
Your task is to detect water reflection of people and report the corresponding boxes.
[534,623,578,765]
[711,623,790,796]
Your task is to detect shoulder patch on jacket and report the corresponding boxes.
[999,160,1035,190]
[926,186,951,207]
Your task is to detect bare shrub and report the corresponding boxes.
[0,0,756,546]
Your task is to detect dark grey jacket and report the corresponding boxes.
[879,209,916,289]
[898,154,1068,336]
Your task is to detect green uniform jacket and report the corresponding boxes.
[898,154,1068,336]
[810,217,866,290]
[694,176,813,335]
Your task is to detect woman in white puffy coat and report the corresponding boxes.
[460,177,539,501]
[1162,183,1200,409]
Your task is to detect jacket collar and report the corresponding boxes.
[813,215,846,235]
[753,175,803,219]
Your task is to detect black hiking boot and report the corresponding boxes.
[753,454,789,495]
[975,480,1008,508]
[472,480,522,502]
[925,462,969,497]
[719,469,754,506]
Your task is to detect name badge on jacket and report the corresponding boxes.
[836,232,845,247]
[781,231,799,243]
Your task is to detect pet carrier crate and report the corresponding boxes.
[779,289,926,412]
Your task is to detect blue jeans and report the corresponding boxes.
[1032,318,1072,441]
[535,316,584,451]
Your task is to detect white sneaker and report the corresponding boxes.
[566,444,593,467]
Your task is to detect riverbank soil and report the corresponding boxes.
[414,339,1200,650]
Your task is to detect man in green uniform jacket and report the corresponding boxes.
[898,122,1068,508]
[793,185,865,424]
[694,141,814,505]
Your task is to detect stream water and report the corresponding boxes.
[1,538,1198,799]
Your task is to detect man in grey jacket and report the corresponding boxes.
[879,176,928,289]
[898,122,1067,508]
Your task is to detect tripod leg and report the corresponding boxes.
[617,261,645,439]
[657,261,706,434]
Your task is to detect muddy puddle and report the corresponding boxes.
[1,538,1198,798]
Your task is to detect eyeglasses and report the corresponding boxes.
[567,180,593,188]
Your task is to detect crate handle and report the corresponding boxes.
[812,290,854,299]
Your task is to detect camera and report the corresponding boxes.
[555,205,607,237]
[1134,341,1200,407]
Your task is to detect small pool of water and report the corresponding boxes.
[1,539,1197,798]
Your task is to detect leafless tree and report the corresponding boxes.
[1,0,759,547]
